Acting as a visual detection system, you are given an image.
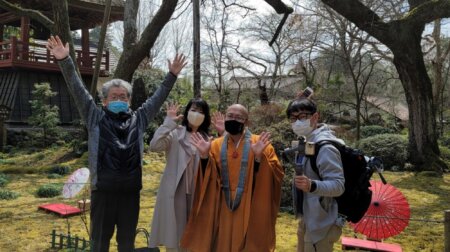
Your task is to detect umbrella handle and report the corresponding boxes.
[367,156,388,184]
[377,172,387,184]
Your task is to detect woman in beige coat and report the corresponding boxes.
[148,98,223,251]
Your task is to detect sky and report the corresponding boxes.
[106,0,450,72]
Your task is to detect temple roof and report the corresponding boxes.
[0,0,124,30]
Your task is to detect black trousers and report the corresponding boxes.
[90,190,140,252]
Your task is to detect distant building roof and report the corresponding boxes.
[366,96,409,121]
[227,75,302,90]
[79,0,124,6]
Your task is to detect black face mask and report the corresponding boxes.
[225,120,244,135]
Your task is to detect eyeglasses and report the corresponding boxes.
[225,114,246,122]
[289,112,312,123]
[107,95,129,102]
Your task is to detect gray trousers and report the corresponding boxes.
[297,218,342,252]
[90,190,140,252]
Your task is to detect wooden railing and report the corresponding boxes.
[0,36,110,75]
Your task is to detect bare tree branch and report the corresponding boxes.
[114,0,179,81]
[0,0,54,31]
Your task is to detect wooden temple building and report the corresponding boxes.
[0,0,124,135]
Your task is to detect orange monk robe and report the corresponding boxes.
[181,133,284,252]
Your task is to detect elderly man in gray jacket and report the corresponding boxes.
[286,98,345,252]
[47,35,187,252]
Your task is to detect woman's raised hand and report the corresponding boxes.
[166,103,183,122]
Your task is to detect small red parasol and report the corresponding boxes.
[350,180,410,240]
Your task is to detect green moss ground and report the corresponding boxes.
[0,148,448,251]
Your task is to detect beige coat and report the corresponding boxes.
[148,117,200,249]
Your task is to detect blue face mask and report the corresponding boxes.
[107,101,129,114]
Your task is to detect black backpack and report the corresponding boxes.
[308,140,373,223]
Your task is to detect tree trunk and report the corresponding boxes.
[193,0,201,98]
[432,19,448,136]
[391,32,445,173]
[258,79,270,105]
[51,0,80,76]
[130,78,147,110]
[316,0,449,173]
[355,97,361,140]
[90,0,112,97]
[114,0,178,82]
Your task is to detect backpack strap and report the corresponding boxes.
[308,140,343,180]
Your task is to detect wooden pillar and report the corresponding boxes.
[11,36,17,60]
[20,16,30,60]
[105,50,109,72]
[0,120,5,151]
[81,28,90,67]
[0,106,10,151]
[445,210,450,252]
[0,25,3,42]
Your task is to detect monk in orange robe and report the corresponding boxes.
[181,104,284,252]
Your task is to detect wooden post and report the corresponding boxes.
[59,233,63,248]
[90,0,112,97]
[193,0,201,98]
[20,16,30,60]
[105,50,110,72]
[11,36,17,61]
[51,230,56,248]
[82,238,87,249]
[445,210,450,252]
[67,233,72,248]
[0,25,3,42]
[0,120,5,151]
[0,106,10,151]
[81,28,90,68]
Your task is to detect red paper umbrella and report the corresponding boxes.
[350,180,410,240]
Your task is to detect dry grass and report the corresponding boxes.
[0,147,449,251]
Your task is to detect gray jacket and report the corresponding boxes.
[300,124,345,243]
[58,57,177,190]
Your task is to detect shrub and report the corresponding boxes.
[441,146,450,159]
[35,153,46,161]
[47,173,62,179]
[279,162,295,213]
[0,211,13,219]
[47,165,71,175]
[357,134,408,170]
[36,184,62,198]
[0,189,19,200]
[28,82,61,146]
[441,136,450,148]
[70,139,88,157]
[415,171,441,178]
[249,106,298,212]
[360,125,395,138]
[250,103,285,127]
[0,159,15,165]
[0,173,9,187]
[440,146,450,168]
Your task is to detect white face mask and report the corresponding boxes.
[291,119,314,137]
[187,111,205,127]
